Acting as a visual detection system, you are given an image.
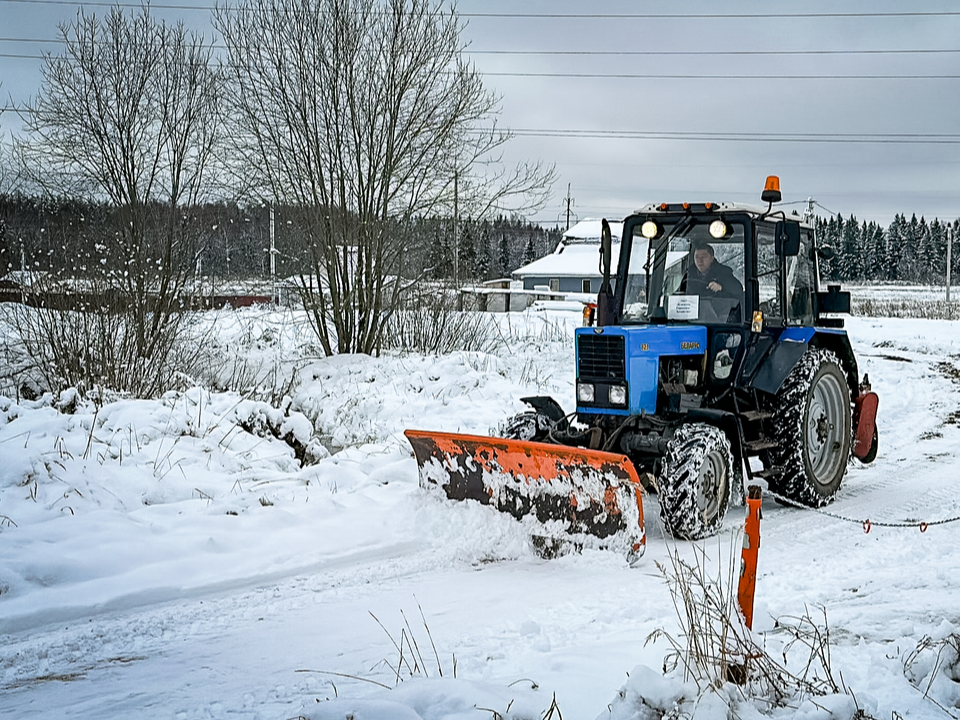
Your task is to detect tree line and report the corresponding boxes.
[7,193,958,289]
[817,213,960,285]
[0,195,562,283]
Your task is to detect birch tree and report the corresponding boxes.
[14,6,224,396]
[214,0,554,355]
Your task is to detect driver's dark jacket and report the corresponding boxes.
[687,260,743,300]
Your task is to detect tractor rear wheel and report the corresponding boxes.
[658,423,736,540]
[769,348,851,506]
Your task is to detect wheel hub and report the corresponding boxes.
[806,372,847,484]
[695,451,725,521]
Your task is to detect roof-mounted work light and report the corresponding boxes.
[641,220,663,239]
[709,219,731,239]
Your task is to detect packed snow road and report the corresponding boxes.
[2,311,960,719]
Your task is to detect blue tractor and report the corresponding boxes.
[407,177,879,552]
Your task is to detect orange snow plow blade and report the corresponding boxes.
[404,429,645,561]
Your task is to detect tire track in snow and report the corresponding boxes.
[830,345,960,525]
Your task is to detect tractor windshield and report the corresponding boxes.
[620,218,746,325]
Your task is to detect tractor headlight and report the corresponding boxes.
[709,220,729,239]
[609,385,627,406]
[577,382,595,403]
[641,220,662,239]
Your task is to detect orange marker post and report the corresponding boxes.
[737,485,763,630]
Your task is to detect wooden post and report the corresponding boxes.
[737,485,763,630]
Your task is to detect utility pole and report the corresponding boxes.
[20,239,26,303]
[565,183,574,231]
[270,203,277,304]
[453,171,459,286]
[948,224,953,303]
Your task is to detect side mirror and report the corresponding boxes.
[596,219,616,326]
[775,220,801,256]
[817,246,836,261]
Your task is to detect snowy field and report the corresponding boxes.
[2,299,960,719]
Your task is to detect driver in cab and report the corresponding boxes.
[687,243,743,300]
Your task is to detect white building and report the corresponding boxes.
[511,218,625,294]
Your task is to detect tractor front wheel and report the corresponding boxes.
[658,423,736,540]
[769,348,852,506]
[497,411,552,442]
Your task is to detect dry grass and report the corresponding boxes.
[294,602,566,719]
[649,542,870,716]
[903,632,960,717]
[853,297,960,320]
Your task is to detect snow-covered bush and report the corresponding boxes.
[234,396,328,466]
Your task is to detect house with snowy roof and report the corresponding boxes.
[511,218,625,294]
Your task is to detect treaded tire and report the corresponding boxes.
[768,348,852,507]
[658,423,736,541]
[497,411,552,441]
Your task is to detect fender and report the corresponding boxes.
[744,327,859,397]
[853,376,879,463]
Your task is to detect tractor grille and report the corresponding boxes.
[578,334,625,380]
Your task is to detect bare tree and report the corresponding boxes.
[214,0,554,355]
[12,5,225,396]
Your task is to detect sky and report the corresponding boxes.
[1,0,958,228]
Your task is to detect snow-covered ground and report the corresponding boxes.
[2,302,960,719]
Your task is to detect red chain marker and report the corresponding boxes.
[737,485,763,630]
[863,519,872,534]
[920,522,929,533]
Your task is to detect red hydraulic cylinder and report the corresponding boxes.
[737,485,763,630]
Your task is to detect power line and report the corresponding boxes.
[0,0,213,9]
[1,0,960,18]
[3,37,960,58]
[471,128,960,145]
[466,49,960,57]
[2,103,957,145]
[0,51,957,81]
[460,11,960,20]
[483,72,960,80]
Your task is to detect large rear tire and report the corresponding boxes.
[658,423,736,540]
[769,348,852,507]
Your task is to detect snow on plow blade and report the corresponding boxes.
[404,429,645,561]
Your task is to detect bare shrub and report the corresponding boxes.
[191,353,300,407]
[380,284,505,355]
[8,289,213,398]
[498,313,574,345]
[0,306,38,398]
[12,6,225,398]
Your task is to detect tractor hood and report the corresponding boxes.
[575,324,707,415]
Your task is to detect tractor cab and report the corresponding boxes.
[617,202,820,333]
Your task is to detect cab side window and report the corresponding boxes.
[756,229,781,318]
[786,231,816,325]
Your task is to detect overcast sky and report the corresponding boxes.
[1,0,958,227]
